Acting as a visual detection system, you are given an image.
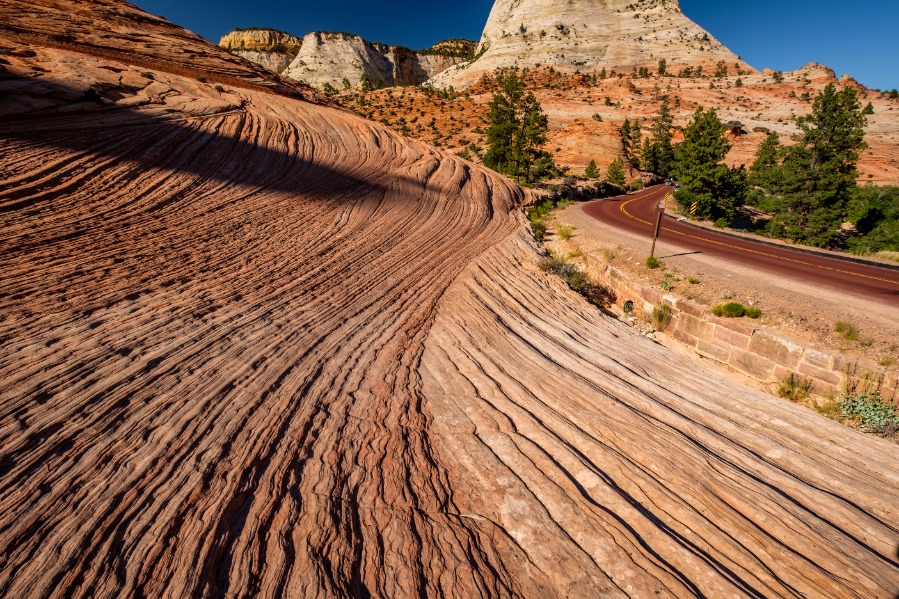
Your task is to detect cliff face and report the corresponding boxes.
[219,29,473,89]
[219,28,302,76]
[433,0,754,87]
[284,32,417,88]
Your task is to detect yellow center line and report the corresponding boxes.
[619,195,899,287]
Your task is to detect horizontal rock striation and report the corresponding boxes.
[1,1,898,597]
[219,29,303,75]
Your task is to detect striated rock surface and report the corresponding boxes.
[219,28,302,74]
[2,1,899,598]
[432,0,754,87]
[218,28,474,90]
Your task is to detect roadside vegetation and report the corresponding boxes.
[620,83,897,254]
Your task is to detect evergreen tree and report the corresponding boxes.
[657,58,667,77]
[770,84,868,246]
[620,118,632,158]
[749,131,783,190]
[643,97,675,177]
[672,107,747,221]
[606,156,626,186]
[629,120,643,170]
[584,160,600,179]
[483,69,552,183]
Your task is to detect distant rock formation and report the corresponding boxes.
[219,28,303,74]
[432,0,755,87]
[219,29,475,90]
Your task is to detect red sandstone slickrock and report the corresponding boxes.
[0,1,897,597]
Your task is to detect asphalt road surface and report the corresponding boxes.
[582,185,899,304]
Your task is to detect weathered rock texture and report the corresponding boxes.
[1,1,899,598]
[432,0,754,87]
[218,28,474,89]
[219,28,302,74]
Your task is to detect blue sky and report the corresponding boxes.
[133,0,898,90]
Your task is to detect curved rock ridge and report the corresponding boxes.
[2,2,899,598]
[431,0,754,88]
[0,0,312,99]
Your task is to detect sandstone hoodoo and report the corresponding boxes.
[432,0,755,87]
[2,0,899,597]
[219,28,476,90]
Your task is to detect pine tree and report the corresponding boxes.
[643,97,674,177]
[771,84,868,246]
[619,118,632,158]
[672,107,747,221]
[749,131,783,190]
[629,120,643,170]
[606,157,626,186]
[483,69,552,183]
[584,160,600,179]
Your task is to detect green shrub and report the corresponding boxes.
[840,393,899,436]
[531,219,547,240]
[835,321,859,341]
[778,374,812,402]
[540,256,615,307]
[196,75,208,83]
[712,302,747,318]
[646,256,661,269]
[652,304,672,330]
[557,225,576,240]
[714,217,730,228]
[745,307,762,318]
[688,277,700,285]
[629,179,644,191]
[140,71,155,80]
[660,279,672,291]
[215,85,225,93]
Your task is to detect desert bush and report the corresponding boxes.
[778,374,812,402]
[540,256,615,307]
[835,321,859,341]
[651,304,672,330]
[530,218,547,241]
[196,75,208,83]
[645,256,661,269]
[712,302,747,318]
[840,392,899,436]
[558,225,576,240]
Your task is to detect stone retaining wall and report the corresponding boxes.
[599,265,899,404]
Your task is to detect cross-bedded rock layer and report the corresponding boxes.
[1,2,898,597]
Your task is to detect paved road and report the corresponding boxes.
[582,185,899,303]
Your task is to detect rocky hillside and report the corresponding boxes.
[219,28,476,90]
[2,1,899,597]
[340,63,899,185]
[432,0,754,87]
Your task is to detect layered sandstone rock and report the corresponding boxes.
[218,29,475,89]
[432,0,755,87]
[219,28,302,74]
[1,1,898,597]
